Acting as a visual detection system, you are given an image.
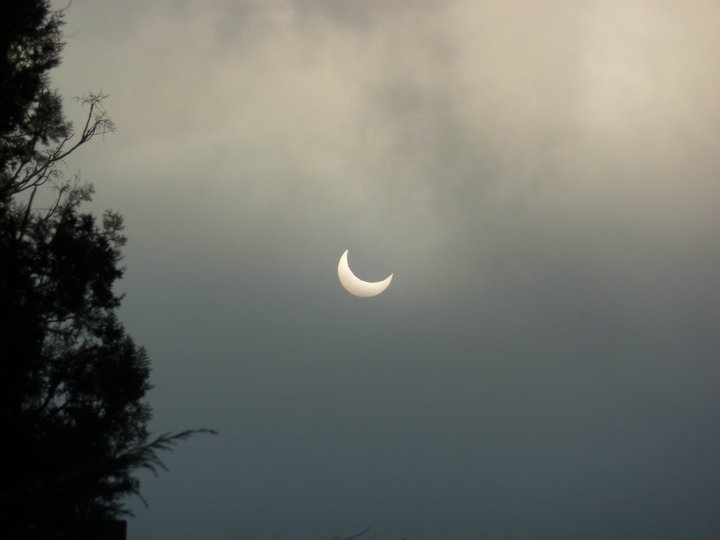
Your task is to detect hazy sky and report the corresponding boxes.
[51,1,720,539]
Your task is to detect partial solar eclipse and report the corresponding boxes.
[338,250,393,298]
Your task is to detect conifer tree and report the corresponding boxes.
[0,2,212,537]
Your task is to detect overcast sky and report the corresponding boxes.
[51,1,720,539]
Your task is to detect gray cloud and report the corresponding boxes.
[50,1,720,538]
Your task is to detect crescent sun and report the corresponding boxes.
[338,250,393,298]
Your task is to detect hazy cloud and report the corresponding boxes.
[51,1,720,539]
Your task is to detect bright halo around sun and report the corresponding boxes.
[337,250,393,298]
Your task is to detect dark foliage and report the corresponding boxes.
[0,2,213,538]
[0,0,66,198]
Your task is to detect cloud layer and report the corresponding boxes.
[52,2,720,539]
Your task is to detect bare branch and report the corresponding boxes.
[342,527,371,540]
[17,186,39,240]
[43,183,68,222]
[9,92,115,199]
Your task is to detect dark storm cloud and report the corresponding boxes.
[50,1,720,539]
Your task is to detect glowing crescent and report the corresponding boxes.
[338,250,393,298]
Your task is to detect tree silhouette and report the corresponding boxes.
[0,2,213,537]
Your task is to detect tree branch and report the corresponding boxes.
[9,92,115,198]
[17,185,39,240]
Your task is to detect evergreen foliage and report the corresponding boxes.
[0,2,213,537]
